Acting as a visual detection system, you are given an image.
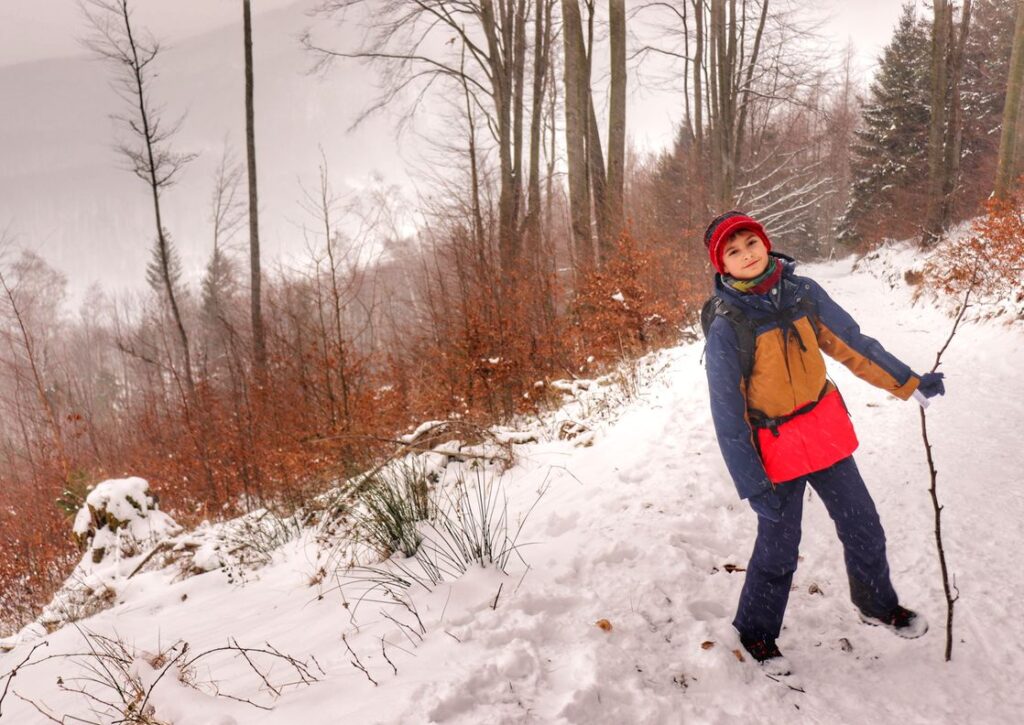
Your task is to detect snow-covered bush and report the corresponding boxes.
[180,508,305,585]
[72,477,181,566]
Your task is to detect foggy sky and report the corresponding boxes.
[0,0,916,302]
[0,0,300,67]
[1,0,915,74]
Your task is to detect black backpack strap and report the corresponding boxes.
[797,294,820,337]
[706,298,757,381]
[701,281,820,398]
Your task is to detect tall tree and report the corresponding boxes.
[81,0,197,397]
[692,0,704,196]
[706,0,769,207]
[243,0,267,378]
[581,1,612,260]
[562,0,595,268]
[523,0,556,270]
[924,0,952,239]
[922,0,973,246]
[561,0,629,264]
[480,0,529,276]
[306,0,536,280]
[995,0,1024,198]
[607,0,627,245]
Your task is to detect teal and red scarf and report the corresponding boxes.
[723,257,782,295]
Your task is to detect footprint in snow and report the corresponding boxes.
[544,510,578,537]
[687,599,729,622]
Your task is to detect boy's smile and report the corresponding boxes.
[721,231,770,279]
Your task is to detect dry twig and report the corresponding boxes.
[342,634,377,686]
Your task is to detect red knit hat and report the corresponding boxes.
[703,211,772,274]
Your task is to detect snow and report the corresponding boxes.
[0,478,184,650]
[2,245,1023,722]
[73,477,163,535]
[71,477,182,568]
[401,420,450,444]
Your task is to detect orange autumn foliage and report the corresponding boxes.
[574,233,697,360]
[923,188,1024,309]
[0,226,707,637]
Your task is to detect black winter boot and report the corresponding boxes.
[859,605,928,639]
[740,634,792,676]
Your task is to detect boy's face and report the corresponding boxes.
[721,230,769,279]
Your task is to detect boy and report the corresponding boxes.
[702,211,945,675]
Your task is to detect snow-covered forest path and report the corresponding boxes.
[2,248,1021,724]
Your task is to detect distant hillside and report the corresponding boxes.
[0,0,407,301]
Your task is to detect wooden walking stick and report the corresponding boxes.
[919,285,972,661]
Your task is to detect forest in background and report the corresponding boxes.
[2,0,1023,634]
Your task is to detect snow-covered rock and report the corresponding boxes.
[73,477,181,565]
[0,478,182,651]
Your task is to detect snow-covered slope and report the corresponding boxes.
[2,247,1022,724]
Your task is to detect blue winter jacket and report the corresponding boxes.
[705,255,920,500]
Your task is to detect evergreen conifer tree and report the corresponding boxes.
[838,4,932,245]
[146,231,186,300]
[201,244,238,327]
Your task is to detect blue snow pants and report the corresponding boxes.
[732,456,899,640]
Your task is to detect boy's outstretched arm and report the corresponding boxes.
[804,279,920,400]
[705,318,774,500]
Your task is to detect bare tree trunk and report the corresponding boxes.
[586,94,611,261]
[582,1,611,262]
[721,0,736,203]
[243,0,266,380]
[996,0,1024,199]
[150,207,194,399]
[692,0,705,208]
[561,0,594,269]
[923,0,951,246]
[460,46,487,260]
[681,1,693,142]
[607,0,627,245]
[544,58,559,292]
[481,0,527,277]
[511,0,528,271]
[709,0,724,205]
[939,0,972,229]
[134,67,194,396]
[923,0,973,245]
[525,0,554,274]
[733,0,769,190]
